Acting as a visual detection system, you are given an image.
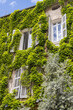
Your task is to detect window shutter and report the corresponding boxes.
[48,16,51,41]
[20,86,27,98]
[12,30,16,40]
[14,69,21,99]
[10,30,16,52]
[19,33,24,50]
[28,31,32,48]
[62,14,67,38]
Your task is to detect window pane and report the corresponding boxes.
[58,23,61,40]
[53,24,57,41]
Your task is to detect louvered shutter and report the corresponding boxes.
[62,14,67,38]
[48,16,51,41]
[28,31,32,48]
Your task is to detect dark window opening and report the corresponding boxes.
[52,5,60,10]
[23,32,28,50]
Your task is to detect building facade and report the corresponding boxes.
[8,3,67,99]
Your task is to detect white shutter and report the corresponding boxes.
[48,16,51,41]
[12,29,16,40]
[19,33,24,50]
[62,14,67,38]
[14,69,21,99]
[28,31,32,48]
[10,30,16,52]
[20,86,27,98]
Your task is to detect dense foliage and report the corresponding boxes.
[38,53,73,110]
[0,0,73,109]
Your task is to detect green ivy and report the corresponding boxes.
[0,0,73,109]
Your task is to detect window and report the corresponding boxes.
[23,31,32,50]
[19,31,32,50]
[14,68,27,99]
[48,14,67,43]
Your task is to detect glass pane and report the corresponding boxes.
[58,23,61,40]
[53,24,57,41]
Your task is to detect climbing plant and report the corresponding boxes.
[0,0,73,109]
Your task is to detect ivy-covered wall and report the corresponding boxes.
[0,0,73,110]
